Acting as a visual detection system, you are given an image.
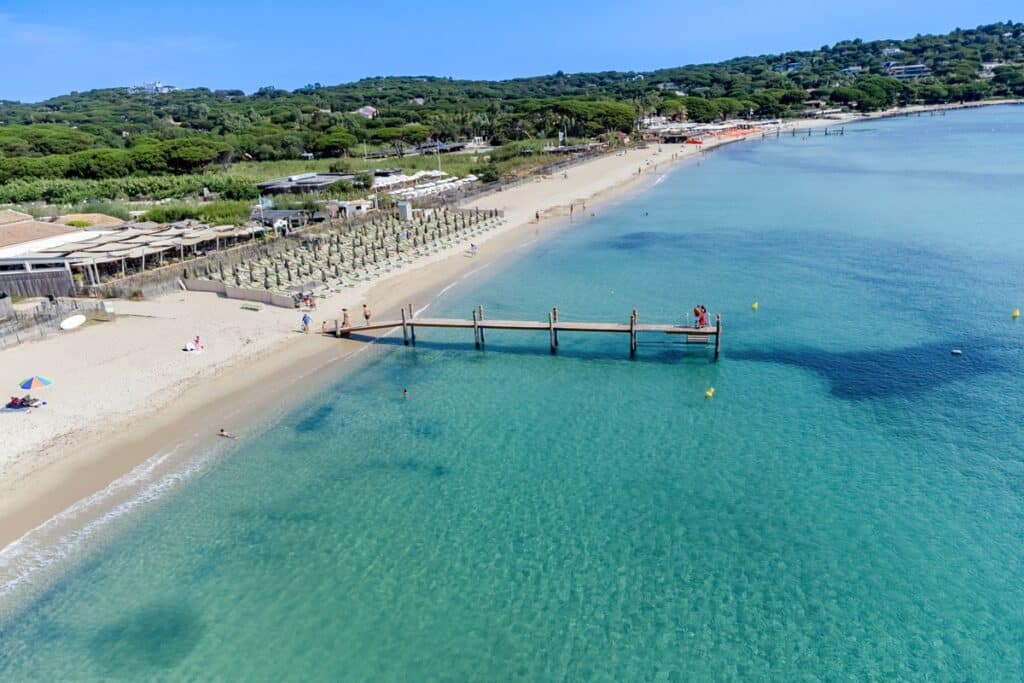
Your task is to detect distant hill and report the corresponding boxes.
[0,21,1021,187]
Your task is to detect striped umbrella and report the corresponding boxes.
[18,376,53,390]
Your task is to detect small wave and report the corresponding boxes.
[0,444,214,602]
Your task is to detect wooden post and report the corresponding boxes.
[477,304,485,345]
[473,309,480,349]
[629,309,637,357]
[548,311,556,353]
[334,319,340,337]
[714,313,722,361]
[408,304,416,346]
[401,307,409,346]
[552,306,559,348]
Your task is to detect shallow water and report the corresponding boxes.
[1,107,1023,680]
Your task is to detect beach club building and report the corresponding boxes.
[0,221,266,297]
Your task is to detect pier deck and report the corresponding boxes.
[331,305,722,359]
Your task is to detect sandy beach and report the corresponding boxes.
[1,99,1019,552]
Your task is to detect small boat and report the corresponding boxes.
[951,349,963,356]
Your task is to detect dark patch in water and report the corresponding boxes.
[404,416,444,440]
[88,602,204,675]
[293,403,334,433]
[731,339,1007,400]
[604,231,695,251]
[365,458,450,478]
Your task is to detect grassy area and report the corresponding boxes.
[225,150,567,183]
[2,141,584,225]
[224,153,487,181]
[142,200,253,225]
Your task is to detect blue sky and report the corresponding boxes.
[0,0,1019,102]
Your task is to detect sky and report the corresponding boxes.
[0,0,1019,102]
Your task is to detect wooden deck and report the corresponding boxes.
[331,305,721,359]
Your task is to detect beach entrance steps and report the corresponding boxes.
[332,307,721,360]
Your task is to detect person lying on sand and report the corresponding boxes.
[218,428,236,439]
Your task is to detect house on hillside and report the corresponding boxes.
[838,66,864,75]
[353,105,378,119]
[886,63,931,80]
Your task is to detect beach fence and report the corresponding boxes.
[0,297,111,349]
[182,279,297,309]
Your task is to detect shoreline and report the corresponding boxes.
[0,98,1019,581]
[0,141,689,559]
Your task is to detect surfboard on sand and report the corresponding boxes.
[59,314,86,330]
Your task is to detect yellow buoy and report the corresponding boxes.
[1014,308,1020,319]
[705,387,715,399]
[751,301,759,311]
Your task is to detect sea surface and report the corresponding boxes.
[2,107,1023,680]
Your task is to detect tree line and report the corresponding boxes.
[0,21,1020,183]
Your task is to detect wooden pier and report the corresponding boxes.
[331,305,722,360]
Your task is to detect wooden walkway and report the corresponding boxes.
[331,305,721,359]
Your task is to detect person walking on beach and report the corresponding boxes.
[301,313,312,332]
[341,308,351,328]
[362,304,372,326]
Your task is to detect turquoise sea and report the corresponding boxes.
[2,107,1023,680]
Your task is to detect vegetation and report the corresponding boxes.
[142,200,253,225]
[0,173,257,204]
[0,21,1019,197]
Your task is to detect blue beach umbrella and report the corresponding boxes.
[18,376,53,390]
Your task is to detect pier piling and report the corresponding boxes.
[629,309,638,357]
[408,304,416,346]
[548,312,556,353]
[714,314,722,360]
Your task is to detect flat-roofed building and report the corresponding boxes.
[256,173,356,195]
[886,64,931,80]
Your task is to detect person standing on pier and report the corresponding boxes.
[341,308,351,328]
[362,304,372,326]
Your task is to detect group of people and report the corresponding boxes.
[691,305,709,329]
[339,304,372,328]
[6,395,42,409]
[304,303,373,333]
